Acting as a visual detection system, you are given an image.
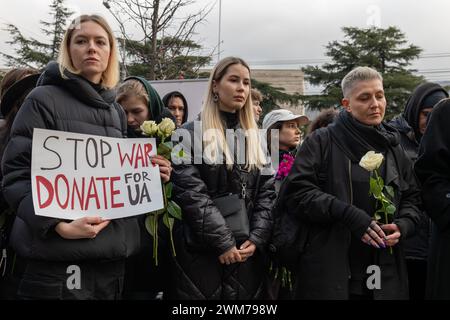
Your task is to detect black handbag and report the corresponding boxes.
[183,168,261,251]
[213,193,249,242]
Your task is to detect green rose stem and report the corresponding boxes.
[142,118,180,266]
[373,169,393,254]
[162,185,177,257]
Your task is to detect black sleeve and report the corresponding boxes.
[171,128,236,255]
[248,172,276,250]
[282,130,372,239]
[415,101,450,232]
[1,94,61,238]
[392,149,422,239]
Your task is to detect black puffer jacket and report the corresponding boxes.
[1,62,141,261]
[169,112,276,299]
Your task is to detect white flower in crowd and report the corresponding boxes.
[359,151,384,172]
[141,120,159,136]
[158,117,176,139]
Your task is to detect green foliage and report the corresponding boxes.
[252,78,301,120]
[302,26,424,119]
[1,0,73,69]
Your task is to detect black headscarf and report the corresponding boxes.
[329,110,400,162]
[162,91,189,125]
[403,82,448,141]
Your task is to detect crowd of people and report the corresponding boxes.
[0,14,449,300]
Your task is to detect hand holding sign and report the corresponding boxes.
[31,129,164,220]
[55,216,110,239]
[151,155,172,183]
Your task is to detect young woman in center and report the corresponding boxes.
[168,56,276,299]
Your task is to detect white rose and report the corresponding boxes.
[158,117,176,138]
[359,151,384,172]
[140,120,158,136]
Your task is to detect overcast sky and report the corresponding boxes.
[1,0,450,87]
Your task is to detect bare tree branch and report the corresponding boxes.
[106,0,213,79]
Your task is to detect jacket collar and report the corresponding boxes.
[39,61,114,110]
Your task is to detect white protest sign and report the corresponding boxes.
[31,128,164,220]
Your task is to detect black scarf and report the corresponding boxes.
[329,110,400,162]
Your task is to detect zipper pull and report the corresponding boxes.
[0,248,7,277]
[241,182,247,199]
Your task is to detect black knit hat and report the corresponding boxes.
[0,73,40,117]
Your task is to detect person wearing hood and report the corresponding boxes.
[1,15,160,300]
[276,67,420,299]
[162,91,188,127]
[116,77,175,138]
[415,94,450,299]
[389,82,448,300]
[0,68,39,299]
[115,77,173,300]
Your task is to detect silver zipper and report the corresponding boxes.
[348,159,353,204]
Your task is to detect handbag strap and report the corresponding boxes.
[248,169,262,222]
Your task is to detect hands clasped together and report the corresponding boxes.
[361,220,401,249]
[218,240,256,265]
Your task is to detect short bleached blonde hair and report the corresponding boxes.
[58,14,120,89]
[341,66,383,98]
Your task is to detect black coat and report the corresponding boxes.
[169,116,276,299]
[1,62,141,262]
[389,115,431,260]
[279,113,421,299]
[415,98,450,299]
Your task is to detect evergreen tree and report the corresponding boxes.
[120,36,211,80]
[1,0,74,69]
[302,26,424,119]
[252,79,301,119]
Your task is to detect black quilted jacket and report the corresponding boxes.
[168,116,276,299]
[1,62,141,261]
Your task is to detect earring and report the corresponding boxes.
[213,92,219,103]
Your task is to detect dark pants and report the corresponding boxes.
[17,259,125,300]
[0,251,27,300]
[406,259,427,300]
[122,251,166,300]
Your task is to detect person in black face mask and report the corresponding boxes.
[389,82,448,300]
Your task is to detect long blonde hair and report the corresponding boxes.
[201,56,266,171]
[58,14,120,89]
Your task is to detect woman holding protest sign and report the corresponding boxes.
[168,56,276,299]
[1,15,166,300]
